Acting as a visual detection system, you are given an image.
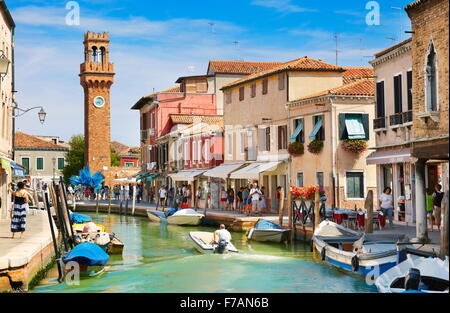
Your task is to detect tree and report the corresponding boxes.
[63,134,85,183]
[111,148,121,167]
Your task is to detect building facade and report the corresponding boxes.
[368,38,415,224]
[405,0,449,241]
[0,0,14,219]
[13,132,68,189]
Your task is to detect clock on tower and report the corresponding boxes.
[79,32,115,174]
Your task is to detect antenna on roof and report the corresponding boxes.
[333,33,341,65]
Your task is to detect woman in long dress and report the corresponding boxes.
[11,182,30,239]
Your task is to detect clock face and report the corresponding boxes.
[93,96,105,108]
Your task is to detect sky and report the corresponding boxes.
[8,0,413,146]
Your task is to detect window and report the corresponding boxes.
[141,112,147,130]
[265,127,271,151]
[227,133,233,156]
[251,83,256,98]
[425,42,437,112]
[125,162,134,167]
[309,115,324,141]
[277,125,287,149]
[291,118,304,143]
[57,158,65,170]
[204,139,211,162]
[21,158,30,175]
[393,74,403,114]
[376,81,385,118]
[184,141,189,164]
[346,171,364,199]
[407,71,413,111]
[278,73,285,90]
[225,90,232,104]
[316,172,324,188]
[192,141,197,163]
[240,131,246,154]
[262,78,268,95]
[198,139,202,163]
[36,157,44,171]
[296,172,304,187]
[338,113,369,140]
[239,87,245,101]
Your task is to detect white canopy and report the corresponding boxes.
[229,161,281,180]
[168,170,205,182]
[113,177,139,184]
[202,162,246,179]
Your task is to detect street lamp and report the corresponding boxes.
[12,101,47,124]
[0,50,10,76]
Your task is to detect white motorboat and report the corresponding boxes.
[376,254,449,293]
[146,209,204,226]
[189,231,238,254]
[246,219,291,243]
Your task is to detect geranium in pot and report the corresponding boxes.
[288,142,304,156]
[342,139,368,154]
[307,140,324,154]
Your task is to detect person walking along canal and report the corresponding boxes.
[10,182,32,239]
[379,187,394,229]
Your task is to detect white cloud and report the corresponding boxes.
[251,0,316,13]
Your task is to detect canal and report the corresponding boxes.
[34,213,377,293]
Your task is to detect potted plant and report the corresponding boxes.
[342,139,368,154]
[288,142,304,156]
[307,140,324,154]
[290,185,325,208]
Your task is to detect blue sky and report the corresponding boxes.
[8,0,413,146]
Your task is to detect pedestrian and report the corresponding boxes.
[259,186,267,213]
[159,186,167,208]
[236,187,243,213]
[220,187,227,210]
[426,190,434,232]
[379,187,394,228]
[249,182,262,216]
[168,187,175,208]
[226,186,235,211]
[242,187,249,214]
[11,182,32,239]
[196,187,202,210]
[432,184,444,232]
[275,186,282,212]
[185,185,192,207]
[136,185,142,203]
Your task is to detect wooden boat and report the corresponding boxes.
[312,221,410,278]
[146,209,204,226]
[73,223,105,233]
[189,231,238,254]
[246,219,291,243]
[62,242,109,277]
[106,237,125,255]
[376,254,449,293]
[73,232,124,255]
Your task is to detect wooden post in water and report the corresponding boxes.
[132,185,136,215]
[278,187,285,227]
[440,190,449,259]
[288,187,293,241]
[364,190,374,234]
[96,192,99,214]
[108,193,112,214]
[314,189,320,230]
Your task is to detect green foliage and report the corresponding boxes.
[110,148,121,167]
[63,134,85,183]
[342,139,368,154]
[288,142,304,156]
[307,140,324,154]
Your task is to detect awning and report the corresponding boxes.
[366,148,411,165]
[229,162,281,180]
[145,174,160,182]
[203,163,246,179]
[290,121,303,143]
[137,172,151,181]
[309,117,323,140]
[345,115,365,139]
[0,157,12,171]
[10,162,25,177]
[168,170,205,182]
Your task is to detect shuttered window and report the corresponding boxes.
[225,90,232,104]
[393,74,403,114]
[407,71,413,111]
[376,81,385,118]
[262,78,268,95]
[346,172,364,199]
[22,158,30,175]
[251,83,256,98]
[278,73,285,90]
[58,158,65,170]
[239,87,245,101]
[36,157,44,171]
[339,113,369,140]
[265,127,271,151]
[277,125,287,149]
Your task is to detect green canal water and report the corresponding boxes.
[33,213,377,293]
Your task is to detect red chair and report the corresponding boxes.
[377,212,386,228]
[357,213,365,228]
[334,213,343,224]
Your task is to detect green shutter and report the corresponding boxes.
[345,115,366,139]
[362,114,370,140]
[338,113,346,140]
[58,158,65,170]
[37,158,44,170]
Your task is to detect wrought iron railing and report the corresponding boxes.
[373,116,386,130]
[390,113,403,126]
[293,199,326,226]
[402,110,413,124]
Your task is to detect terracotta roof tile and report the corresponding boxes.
[15,132,67,149]
[290,78,375,103]
[170,114,224,126]
[221,57,345,89]
[208,61,283,75]
[343,67,375,84]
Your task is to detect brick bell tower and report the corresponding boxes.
[80,32,115,174]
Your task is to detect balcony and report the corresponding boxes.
[390,113,403,127]
[402,110,413,125]
[373,117,387,130]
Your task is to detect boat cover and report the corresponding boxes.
[254,219,284,230]
[70,213,92,224]
[62,242,109,266]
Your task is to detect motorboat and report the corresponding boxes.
[376,254,449,293]
[146,209,204,226]
[70,212,92,224]
[73,223,105,233]
[189,231,238,254]
[62,242,109,277]
[246,219,291,243]
[312,221,410,278]
[73,232,124,255]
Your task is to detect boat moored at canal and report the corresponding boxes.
[62,242,110,277]
[147,209,204,226]
[189,231,238,254]
[246,219,291,243]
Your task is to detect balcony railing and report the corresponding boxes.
[390,113,403,126]
[373,117,387,130]
[402,110,413,124]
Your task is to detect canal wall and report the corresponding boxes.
[0,210,57,292]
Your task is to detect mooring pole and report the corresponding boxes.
[314,189,320,231]
[288,187,294,242]
[364,190,374,234]
[96,192,99,215]
[278,187,285,227]
[44,192,62,282]
[440,190,449,259]
[59,179,75,240]
[108,194,112,215]
[132,185,136,216]
[52,183,69,252]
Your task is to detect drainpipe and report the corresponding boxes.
[330,96,337,208]
[11,24,16,160]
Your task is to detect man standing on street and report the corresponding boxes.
[249,182,262,217]
[432,184,444,232]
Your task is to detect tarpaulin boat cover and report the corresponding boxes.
[62,242,109,266]
[254,220,284,230]
[70,213,92,224]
